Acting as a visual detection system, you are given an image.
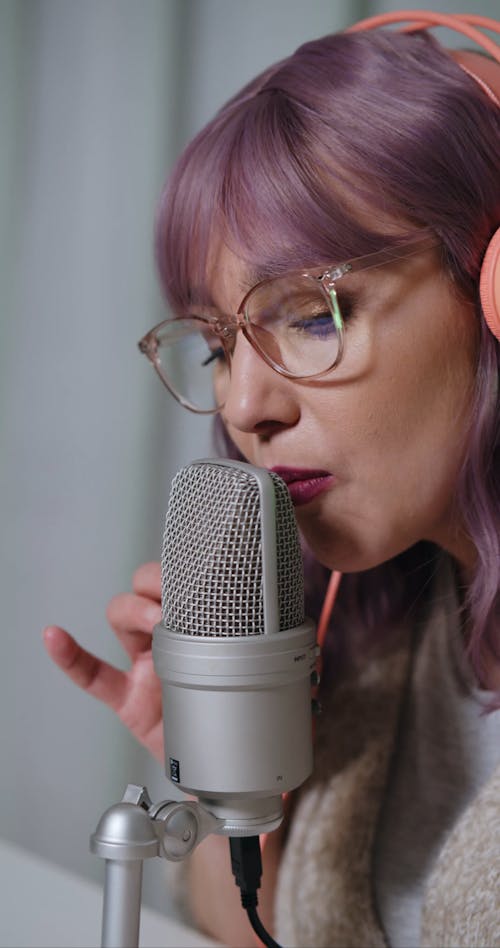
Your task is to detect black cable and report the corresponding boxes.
[245,903,282,948]
[229,835,283,948]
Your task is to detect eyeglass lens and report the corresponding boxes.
[153,274,342,411]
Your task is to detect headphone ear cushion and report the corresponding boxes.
[480,227,500,340]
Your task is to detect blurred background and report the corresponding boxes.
[1,0,498,925]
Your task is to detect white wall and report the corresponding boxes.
[0,0,345,917]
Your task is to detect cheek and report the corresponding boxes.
[300,303,477,569]
[222,422,254,462]
[213,361,231,405]
[356,283,477,468]
[365,338,473,508]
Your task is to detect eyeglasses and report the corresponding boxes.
[138,231,439,414]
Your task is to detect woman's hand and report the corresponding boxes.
[43,561,164,763]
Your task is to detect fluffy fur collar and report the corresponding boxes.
[275,637,500,947]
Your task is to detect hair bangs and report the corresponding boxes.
[218,89,389,274]
[155,76,407,317]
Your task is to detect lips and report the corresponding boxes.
[270,466,335,507]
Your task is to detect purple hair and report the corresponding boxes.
[155,30,500,697]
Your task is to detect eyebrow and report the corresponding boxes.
[186,258,358,314]
[186,272,261,313]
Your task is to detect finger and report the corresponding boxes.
[43,625,128,712]
[106,593,162,658]
[132,561,161,601]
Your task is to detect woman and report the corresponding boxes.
[44,16,500,948]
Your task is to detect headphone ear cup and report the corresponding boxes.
[344,15,500,341]
[479,227,500,340]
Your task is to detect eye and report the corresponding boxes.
[199,325,229,368]
[202,345,225,366]
[291,311,338,338]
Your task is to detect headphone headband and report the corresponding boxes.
[346,10,500,63]
[346,9,500,342]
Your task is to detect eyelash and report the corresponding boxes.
[197,291,356,368]
[335,293,354,324]
[202,346,224,366]
[290,311,338,337]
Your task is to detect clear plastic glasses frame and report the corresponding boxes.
[138,231,439,414]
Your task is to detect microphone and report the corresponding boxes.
[152,458,316,835]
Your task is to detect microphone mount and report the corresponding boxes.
[90,783,284,947]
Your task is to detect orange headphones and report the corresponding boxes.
[348,11,500,341]
[317,10,500,651]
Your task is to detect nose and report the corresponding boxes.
[222,333,299,437]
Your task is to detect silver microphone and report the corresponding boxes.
[152,458,316,835]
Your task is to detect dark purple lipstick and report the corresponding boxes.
[270,466,335,507]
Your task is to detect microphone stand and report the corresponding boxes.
[90,783,280,948]
[90,783,224,947]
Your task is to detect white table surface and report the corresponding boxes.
[0,838,221,947]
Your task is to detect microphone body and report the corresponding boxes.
[152,459,316,834]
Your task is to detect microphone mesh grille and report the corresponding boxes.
[161,462,304,636]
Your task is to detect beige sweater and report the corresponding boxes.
[275,639,500,947]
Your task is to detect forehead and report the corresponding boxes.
[185,222,438,315]
[193,242,261,313]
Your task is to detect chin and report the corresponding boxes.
[300,527,409,574]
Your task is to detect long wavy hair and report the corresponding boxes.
[154,30,500,698]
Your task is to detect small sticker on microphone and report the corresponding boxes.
[169,757,180,783]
